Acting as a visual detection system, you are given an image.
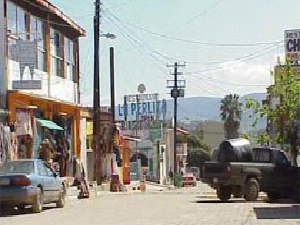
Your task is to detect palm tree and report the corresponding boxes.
[220,94,242,139]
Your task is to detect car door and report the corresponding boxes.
[273,151,294,193]
[44,165,61,200]
[37,161,52,202]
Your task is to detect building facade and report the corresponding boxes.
[196,121,225,149]
[0,0,85,178]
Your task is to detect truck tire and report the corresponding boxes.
[244,178,259,201]
[217,186,231,202]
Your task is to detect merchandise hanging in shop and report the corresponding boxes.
[0,123,17,162]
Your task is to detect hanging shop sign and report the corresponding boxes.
[285,29,300,61]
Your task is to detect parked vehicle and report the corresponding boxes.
[202,139,300,202]
[0,159,66,213]
[182,173,197,187]
[187,167,200,180]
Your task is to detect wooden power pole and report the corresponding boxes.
[93,0,102,185]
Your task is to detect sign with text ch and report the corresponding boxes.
[285,29,300,61]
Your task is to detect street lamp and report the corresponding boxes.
[100,32,116,39]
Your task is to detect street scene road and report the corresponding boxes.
[1,0,300,225]
[1,187,299,225]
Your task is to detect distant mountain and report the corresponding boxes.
[165,93,267,133]
[165,97,221,121]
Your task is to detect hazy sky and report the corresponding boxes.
[50,0,300,106]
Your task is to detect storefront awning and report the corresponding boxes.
[37,119,64,131]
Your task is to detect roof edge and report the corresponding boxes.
[32,0,86,36]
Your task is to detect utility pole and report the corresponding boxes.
[110,47,116,173]
[93,0,101,185]
[167,62,186,185]
[110,47,115,126]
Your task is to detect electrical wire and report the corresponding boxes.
[185,43,281,75]
[103,9,283,67]
[104,9,282,47]
[105,13,169,79]
[188,74,271,87]
[105,0,142,10]
[172,0,227,32]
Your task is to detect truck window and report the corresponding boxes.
[253,148,271,162]
[276,151,289,165]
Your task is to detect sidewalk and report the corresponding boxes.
[67,181,270,201]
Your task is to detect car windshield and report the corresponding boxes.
[0,161,35,175]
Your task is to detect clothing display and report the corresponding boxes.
[0,124,16,163]
[16,111,33,136]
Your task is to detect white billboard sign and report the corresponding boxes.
[285,29,300,61]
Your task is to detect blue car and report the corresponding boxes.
[0,159,66,213]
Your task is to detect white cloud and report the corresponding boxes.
[186,60,273,98]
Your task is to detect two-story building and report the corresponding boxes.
[0,0,85,177]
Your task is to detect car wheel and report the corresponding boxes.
[56,185,66,208]
[244,178,259,201]
[32,187,43,213]
[217,186,231,202]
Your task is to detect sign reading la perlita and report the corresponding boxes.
[117,93,167,121]
[285,29,300,61]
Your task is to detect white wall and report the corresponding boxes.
[50,74,78,103]
[8,60,49,96]
[8,59,79,103]
[0,0,6,109]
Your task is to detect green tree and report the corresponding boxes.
[246,61,300,166]
[220,94,242,139]
[186,132,210,175]
[254,131,270,146]
[187,132,209,150]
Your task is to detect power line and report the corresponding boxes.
[105,0,142,10]
[188,73,271,87]
[185,43,281,75]
[105,13,169,77]
[104,9,282,47]
[103,9,283,67]
[173,0,227,32]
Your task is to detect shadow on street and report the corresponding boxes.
[0,206,53,218]
[191,199,247,204]
[254,205,300,219]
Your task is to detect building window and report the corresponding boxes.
[7,1,27,40]
[7,1,17,35]
[17,7,26,40]
[37,18,46,71]
[64,37,75,81]
[50,28,63,77]
[30,16,46,71]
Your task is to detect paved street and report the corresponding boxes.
[1,190,299,225]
